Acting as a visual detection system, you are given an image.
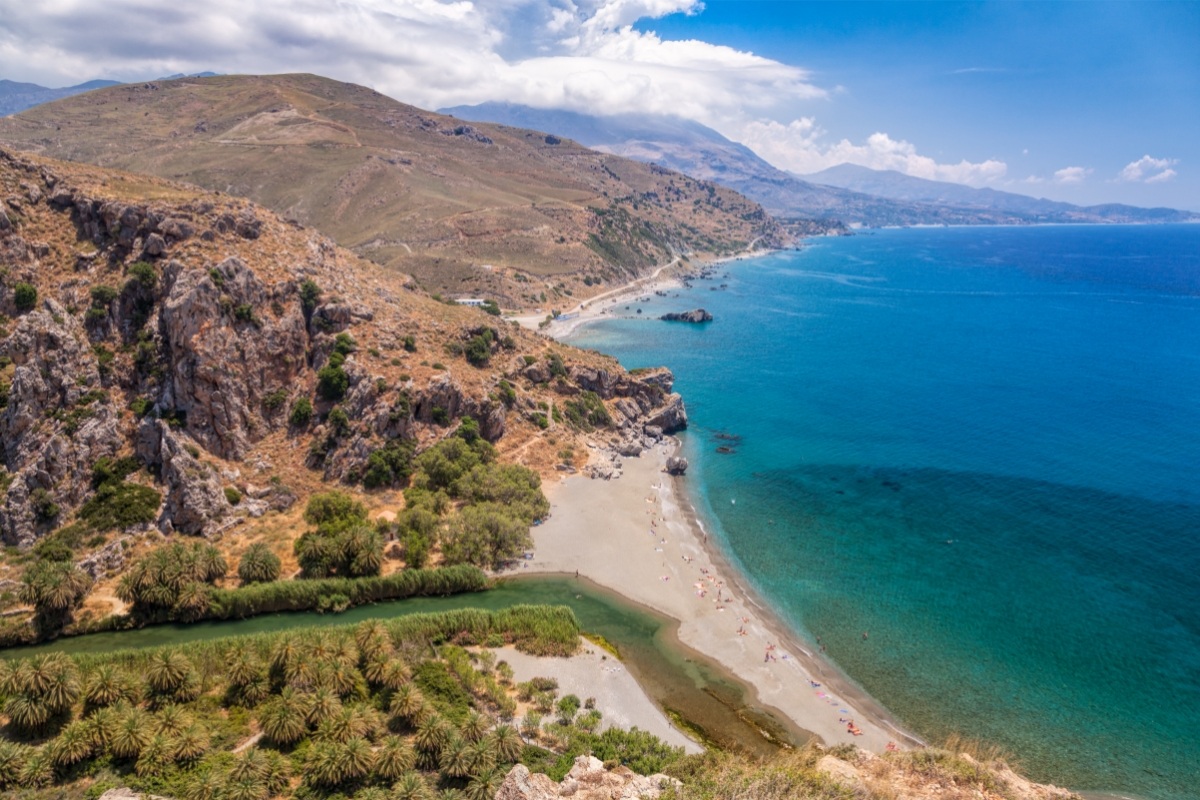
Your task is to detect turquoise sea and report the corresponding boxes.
[566,225,1200,800]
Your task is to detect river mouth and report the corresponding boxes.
[4,575,808,758]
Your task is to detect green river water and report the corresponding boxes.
[3,576,800,756]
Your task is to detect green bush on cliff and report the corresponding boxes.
[13,282,37,312]
[561,391,611,431]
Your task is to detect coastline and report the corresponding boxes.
[518,438,922,754]
[509,247,777,338]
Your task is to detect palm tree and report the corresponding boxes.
[380,658,412,691]
[41,656,81,714]
[391,770,432,800]
[0,741,30,791]
[460,711,491,744]
[465,738,497,775]
[172,580,212,621]
[0,660,14,696]
[184,770,223,800]
[314,706,361,744]
[17,747,53,788]
[363,655,389,686]
[258,690,308,746]
[154,704,191,737]
[20,560,92,632]
[306,687,343,728]
[489,725,523,764]
[374,735,415,781]
[145,651,194,697]
[227,645,262,688]
[84,664,135,709]
[389,684,426,725]
[329,636,359,669]
[305,741,345,789]
[439,735,471,779]
[222,774,267,800]
[465,766,502,800]
[336,736,376,784]
[229,748,267,784]
[319,660,360,698]
[173,723,209,762]
[135,733,177,777]
[109,706,152,760]
[49,719,95,767]
[237,543,281,584]
[414,713,450,754]
[355,620,391,658]
[260,749,292,794]
[269,634,299,677]
[196,543,228,583]
[4,692,50,733]
[84,705,119,752]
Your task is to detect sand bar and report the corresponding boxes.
[520,442,919,753]
[488,645,702,753]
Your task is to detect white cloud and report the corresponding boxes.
[1119,154,1178,183]
[1054,166,1092,184]
[0,0,822,124]
[738,120,1007,186]
[0,0,1010,190]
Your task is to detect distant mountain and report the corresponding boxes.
[804,163,1198,224]
[443,103,1199,226]
[0,78,121,116]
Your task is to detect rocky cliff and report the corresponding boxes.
[0,147,685,551]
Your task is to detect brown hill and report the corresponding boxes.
[0,147,686,623]
[0,73,785,307]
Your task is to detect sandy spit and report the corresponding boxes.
[488,645,702,753]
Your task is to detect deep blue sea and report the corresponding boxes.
[566,225,1200,800]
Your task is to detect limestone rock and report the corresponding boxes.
[497,756,679,800]
[666,456,688,475]
[143,232,167,256]
[645,393,688,434]
[98,789,173,800]
[158,258,309,459]
[660,308,713,323]
[136,419,226,537]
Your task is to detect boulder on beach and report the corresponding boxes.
[660,308,713,323]
[666,456,689,475]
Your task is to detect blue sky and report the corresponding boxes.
[641,1,1199,208]
[1,0,1196,209]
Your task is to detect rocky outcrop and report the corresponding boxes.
[136,420,228,537]
[159,257,310,460]
[0,301,122,546]
[666,456,688,475]
[660,308,713,323]
[497,756,679,800]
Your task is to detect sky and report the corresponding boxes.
[0,1,1196,210]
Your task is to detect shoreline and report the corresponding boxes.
[509,247,778,338]
[518,438,922,754]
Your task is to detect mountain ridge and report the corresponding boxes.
[0,78,121,117]
[443,102,1199,226]
[0,74,785,308]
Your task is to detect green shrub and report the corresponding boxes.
[13,282,37,312]
[441,503,533,570]
[316,365,348,401]
[30,488,60,521]
[327,406,350,437]
[224,487,242,506]
[126,261,157,289]
[90,284,118,306]
[464,330,494,367]
[129,396,153,418]
[403,335,417,352]
[233,304,256,324]
[547,352,567,378]
[562,391,611,431]
[91,456,140,489]
[431,405,449,425]
[289,397,313,426]
[262,388,288,411]
[481,299,501,316]
[299,279,322,315]
[362,438,417,489]
[79,480,161,532]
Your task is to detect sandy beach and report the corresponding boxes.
[509,248,775,339]
[521,442,920,754]
[488,645,702,754]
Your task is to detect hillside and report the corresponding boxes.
[0,74,785,307]
[0,146,687,633]
[805,163,1200,223]
[444,103,1200,227]
[0,79,121,117]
